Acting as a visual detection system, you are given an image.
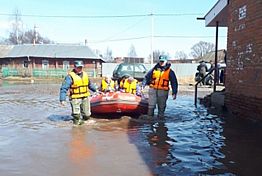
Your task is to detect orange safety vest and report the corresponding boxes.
[149,68,170,90]
[101,79,115,91]
[69,71,90,99]
[123,79,137,94]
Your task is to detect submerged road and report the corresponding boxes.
[0,82,261,176]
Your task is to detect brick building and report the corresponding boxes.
[114,56,145,63]
[204,0,262,120]
[0,44,104,77]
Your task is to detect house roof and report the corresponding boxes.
[0,44,104,61]
[195,49,226,63]
[0,45,14,58]
[204,0,229,27]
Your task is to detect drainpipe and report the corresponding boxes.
[93,60,96,78]
[28,56,33,82]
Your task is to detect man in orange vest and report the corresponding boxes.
[59,60,97,125]
[142,55,178,119]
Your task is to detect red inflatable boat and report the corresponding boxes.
[90,91,148,115]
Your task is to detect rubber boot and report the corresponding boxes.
[72,115,84,125]
[147,108,154,118]
[75,119,84,125]
[82,116,90,121]
[158,113,165,120]
[158,108,165,120]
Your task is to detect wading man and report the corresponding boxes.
[142,55,178,119]
[59,60,97,125]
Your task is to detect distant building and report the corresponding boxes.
[195,49,227,63]
[203,0,262,121]
[169,50,226,64]
[169,59,195,64]
[0,44,104,77]
[114,56,145,63]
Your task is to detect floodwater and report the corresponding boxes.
[0,82,262,176]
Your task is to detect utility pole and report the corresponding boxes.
[14,9,20,44]
[150,13,154,67]
[33,25,38,45]
[214,21,219,92]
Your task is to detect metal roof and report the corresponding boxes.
[204,0,229,27]
[0,45,14,58]
[1,44,103,60]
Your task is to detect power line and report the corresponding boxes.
[89,36,150,43]
[0,13,203,19]
[100,17,147,42]
[0,13,146,18]
[154,13,204,17]
[89,35,227,43]
[154,35,227,38]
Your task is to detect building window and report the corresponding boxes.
[63,61,70,70]
[42,60,49,69]
[23,60,29,68]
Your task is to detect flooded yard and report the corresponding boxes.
[0,82,261,176]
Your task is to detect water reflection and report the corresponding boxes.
[211,115,262,175]
[147,122,175,163]
[69,127,94,164]
[128,96,231,175]
[146,122,178,175]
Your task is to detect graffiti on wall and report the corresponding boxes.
[231,4,256,71]
[239,5,247,20]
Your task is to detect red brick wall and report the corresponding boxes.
[32,58,101,69]
[225,0,262,120]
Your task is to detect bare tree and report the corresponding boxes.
[148,50,169,63]
[22,29,52,44]
[7,8,24,44]
[5,8,52,44]
[94,49,103,58]
[148,50,160,63]
[190,41,215,59]
[175,51,188,60]
[0,37,7,45]
[104,47,113,62]
[128,44,137,57]
[6,28,53,44]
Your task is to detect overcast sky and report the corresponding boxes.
[0,0,227,58]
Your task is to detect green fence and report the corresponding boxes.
[33,69,67,78]
[2,67,19,77]
[1,67,98,78]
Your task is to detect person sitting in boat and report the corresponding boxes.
[101,75,116,92]
[118,74,130,91]
[121,75,142,96]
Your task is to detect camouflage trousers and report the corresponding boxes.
[148,88,169,118]
[70,97,91,122]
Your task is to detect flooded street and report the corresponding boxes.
[0,82,262,176]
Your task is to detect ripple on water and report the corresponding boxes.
[127,96,233,175]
